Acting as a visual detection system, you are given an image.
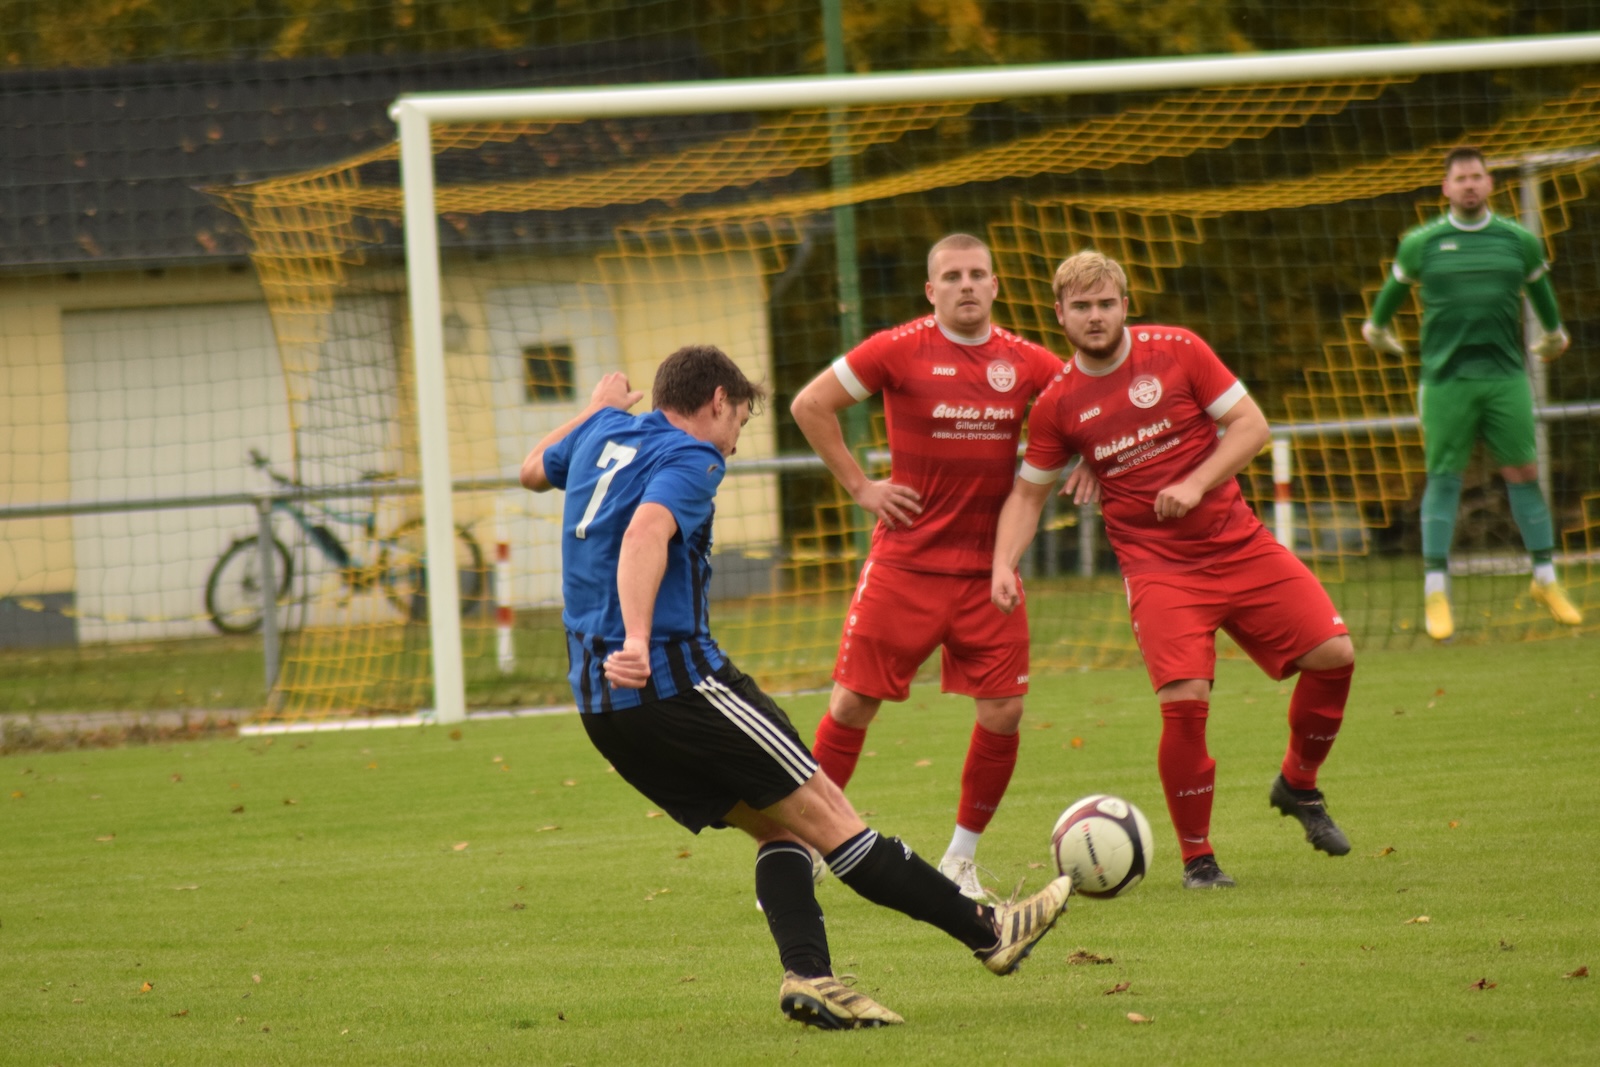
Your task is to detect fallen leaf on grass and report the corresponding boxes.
[561,779,578,787]
[1467,977,1496,991]
[643,887,671,902]
[1373,846,1396,857]
[679,975,696,983]
[449,729,462,741]
[171,1009,188,1017]
[95,835,115,843]
[1103,982,1131,995]
[535,825,560,833]
[171,885,200,892]
[230,805,245,815]
[645,811,664,819]
[9,791,22,799]
[913,759,932,767]
[1067,950,1113,965]
[1448,820,1461,829]
[1499,940,1514,952]
[676,850,691,859]
[510,902,526,911]
[1126,1012,1152,1024]
[451,842,469,852]
[1028,861,1046,869]
[1070,737,1084,749]
[252,974,261,984]
[1404,916,1430,925]
[1565,966,1589,979]
[139,982,153,993]
[282,798,297,806]
[170,774,182,783]
[365,763,378,771]
[1029,721,1054,730]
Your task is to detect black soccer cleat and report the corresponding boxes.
[1269,775,1352,856]
[1181,854,1237,889]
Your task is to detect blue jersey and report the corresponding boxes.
[542,407,729,712]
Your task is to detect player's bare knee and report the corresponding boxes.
[1298,635,1354,672]
[828,685,881,729]
[974,696,1024,734]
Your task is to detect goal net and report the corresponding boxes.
[8,41,1594,723]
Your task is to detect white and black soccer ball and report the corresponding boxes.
[1050,794,1154,899]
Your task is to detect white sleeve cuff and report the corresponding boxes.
[1018,461,1061,484]
[1205,380,1248,420]
[831,356,872,402]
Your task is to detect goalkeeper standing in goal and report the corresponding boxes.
[1362,146,1583,640]
[521,346,1071,1030]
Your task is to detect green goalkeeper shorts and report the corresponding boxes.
[1417,375,1538,473]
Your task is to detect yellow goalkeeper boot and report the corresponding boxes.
[1423,590,1454,641]
[1530,579,1584,626]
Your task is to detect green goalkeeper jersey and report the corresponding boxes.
[1375,211,1561,382]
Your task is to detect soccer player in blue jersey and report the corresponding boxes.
[1362,146,1583,640]
[520,344,1071,1030]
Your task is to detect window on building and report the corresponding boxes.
[523,343,575,403]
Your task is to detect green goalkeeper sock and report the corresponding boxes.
[1420,473,1463,571]
[1506,480,1555,564]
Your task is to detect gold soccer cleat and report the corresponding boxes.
[977,876,1073,976]
[1530,580,1584,626]
[779,973,904,1029]
[1424,590,1454,641]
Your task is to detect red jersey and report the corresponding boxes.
[1020,325,1263,576]
[837,316,1061,575]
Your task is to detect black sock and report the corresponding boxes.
[825,829,997,953]
[755,842,831,979]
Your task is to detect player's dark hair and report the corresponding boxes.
[1443,146,1487,173]
[927,233,992,278]
[652,344,768,417]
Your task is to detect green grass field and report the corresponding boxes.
[2,638,1596,1065]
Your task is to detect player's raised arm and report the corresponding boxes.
[521,372,643,491]
[1152,394,1270,522]
[604,501,678,689]
[790,366,922,529]
[990,473,1054,614]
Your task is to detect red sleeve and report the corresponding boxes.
[1021,386,1073,473]
[1180,330,1240,411]
[841,326,907,396]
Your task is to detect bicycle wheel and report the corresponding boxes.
[205,536,293,634]
[379,520,485,622]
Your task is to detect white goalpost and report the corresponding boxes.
[391,32,1600,724]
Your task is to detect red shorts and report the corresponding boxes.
[1125,530,1348,691]
[833,560,1030,702]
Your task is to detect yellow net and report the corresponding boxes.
[208,73,1600,719]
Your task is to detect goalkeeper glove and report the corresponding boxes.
[1530,326,1570,362]
[1361,321,1406,357]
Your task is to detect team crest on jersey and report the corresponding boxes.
[1128,374,1163,409]
[987,361,1017,392]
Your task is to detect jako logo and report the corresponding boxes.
[932,365,957,376]
[1079,406,1101,423]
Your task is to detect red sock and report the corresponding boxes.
[1158,699,1216,863]
[1281,663,1353,790]
[812,714,868,789]
[956,723,1019,833]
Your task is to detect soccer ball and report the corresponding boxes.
[1050,794,1154,899]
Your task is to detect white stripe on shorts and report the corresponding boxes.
[696,677,818,785]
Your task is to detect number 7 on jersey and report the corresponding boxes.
[574,440,638,539]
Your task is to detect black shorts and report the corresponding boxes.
[580,662,819,833]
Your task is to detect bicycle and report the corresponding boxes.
[205,449,485,634]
